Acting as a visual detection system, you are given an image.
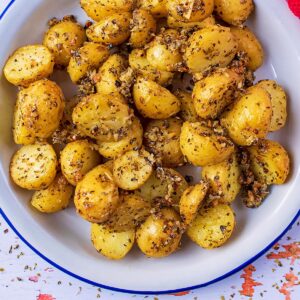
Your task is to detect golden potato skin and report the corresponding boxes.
[91,223,135,260]
[179,181,209,225]
[130,9,157,48]
[133,77,181,119]
[214,0,254,26]
[74,165,119,223]
[129,49,174,85]
[137,0,168,18]
[13,79,64,145]
[31,173,73,213]
[180,122,235,167]
[247,139,290,185]
[61,140,102,186]
[221,86,272,146]
[98,117,143,159]
[175,90,200,122]
[43,20,86,66]
[113,149,154,190]
[256,80,287,132]
[144,117,184,167]
[86,12,132,45]
[4,45,54,87]
[68,42,109,83]
[72,93,133,142]
[192,69,241,119]
[136,208,182,258]
[201,153,241,203]
[167,15,215,29]
[167,0,214,22]
[81,0,135,21]
[184,25,238,73]
[10,143,57,190]
[231,26,264,71]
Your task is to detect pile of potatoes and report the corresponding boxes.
[5,0,290,260]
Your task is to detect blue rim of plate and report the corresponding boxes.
[1,0,300,295]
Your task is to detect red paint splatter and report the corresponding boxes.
[239,265,262,297]
[37,294,56,300]
[267,242,300,265]
[169,291,191,296]
[279,271,299,300]
[29,275,39,282]
[288,0,300,17]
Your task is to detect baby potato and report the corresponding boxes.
[10,142,57,190]
[256,80,287,132]
[201,153,241,203]
[95,54,128,96]
[72,93,133,142]
[13,79,64,145]
[91,223,135,260]
[129,49,174,85]
[167,15,215,29]
[60,140,102,186]
[247,139,290,185]
[167,0,214,22]
[133,77,181,119]
[180,122,235,167]
[146,29,183,72]
[187,204,235,249]
[192,69,241,119]
[43,19,86,66]
[113,149,155,190]
[68,42,109,83]
[105,194,151,231]
[214,0,254,26]
[231,26,264,71]
[98,117,143,159]
[136,208,182,258]
[179,181,209,225]
[144,117,184,167]
[74,165,119,223]
[184,25,238,73]
[221,85,272,146]
[86,12,132,45]
[130,9,157,48]
[175,90,200,122]
[137,0,168,18]
[81,0,135,22]
[31,173,73,213]
[3,45,54,87]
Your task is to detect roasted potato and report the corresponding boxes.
[146,29,183,72]
[60,140,102,186]
[231,26,264,71]
[10,142,57,190]
[247,139,290,185]
[175,90,200,122]
[187,204,235,249]
[179,181,209,225]
[167,15,215,29]
[86,12,132,45]
[74,165,119,223]
[180,122,235,167]
[4,45,54,87]
[137,0,168,18]
[184,25,238,73]
[68,42,109,83]
[31,173,73,213]
[97,117,143,159]
[133,77,181,119]
[81,0,135,22]
[221,85,272,146]
[13,79,64,145]
[201,153,241,203]
[130,9,157,48]
[256,80,287,131]
[91,223,135,260]
[136,208,182,257]
[72,93,133,142]
[214,0,254,26]
[144,117,184,167]
[113,149,155,190]
[129,49,174,85]
[167,0,214,22]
